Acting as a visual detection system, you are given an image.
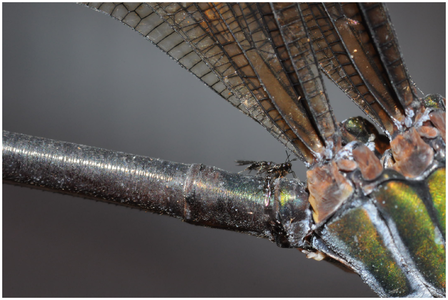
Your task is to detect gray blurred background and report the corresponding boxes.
[3,3,445,297]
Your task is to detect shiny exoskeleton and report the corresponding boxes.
[4,2,444,298]
[83,2,448,297]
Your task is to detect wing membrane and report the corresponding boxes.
[85,2,347,165]
[187,2,322,161]
[301,3,420,138]
[267,3,338,146]
[359,3,419,110]
[84,2,422,160]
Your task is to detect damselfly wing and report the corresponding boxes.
[3,3,445,297]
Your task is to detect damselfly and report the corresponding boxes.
[3,3,445,297]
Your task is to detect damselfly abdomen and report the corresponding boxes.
[3,3,445,297]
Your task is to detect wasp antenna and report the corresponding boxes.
[285,150,291,163]
[285,150,297,163]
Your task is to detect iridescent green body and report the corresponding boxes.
[305,93,446,297]
[273,81,447,296]
[312,165,446,297]
[323,202,413,297]
[374,176,445,291]
[427,168,446,237]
